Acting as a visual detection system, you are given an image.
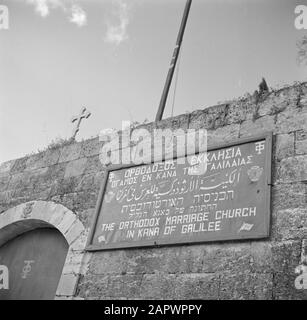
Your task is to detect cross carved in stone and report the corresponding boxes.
[71,107,91,140]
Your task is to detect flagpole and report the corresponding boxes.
[155,0,192,122]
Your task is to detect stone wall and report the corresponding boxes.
[0,83,306,299]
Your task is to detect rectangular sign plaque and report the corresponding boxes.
[86,133,272,251]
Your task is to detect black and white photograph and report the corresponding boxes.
[0,0,306,306]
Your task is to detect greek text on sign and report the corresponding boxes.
[87,133,272,251]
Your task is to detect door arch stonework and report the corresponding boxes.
[0,201,89,299]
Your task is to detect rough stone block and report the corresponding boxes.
[70,229,89,251]
[59,142,82,163]
[239,116,275,137]
[0,190,14,205]
[7,172,30,190]
[200,243,270,274]
[207,124,240,148]
[219,272,273,299]
[276,155,307,183]
[56,211,77,234]
[272,183,306,211]
[65,250,84,265]
[29,201,54,222]
[0,160,15,175]
[121,243,270,277]
[50,193,75,211]
[42,163,66,186]
[105,274,143,299]
[72,190,99,212]
[296,140,307,155]
[80,137,100,158]
[56,273,79,296]
[258,86,301,117]
[155,113,190,131]
[224,101,246,124]
[249,242,273,273]
[11,202,28,221]
[50,175,83,197]
[41,148,61,167]
[275,109,307,134]
[89,250,127,275]
[0,175,10,192]
[65,220,84,245]
[275,133,294,161]
[79,274,144,299]
[0,211,15,230]
[75,174,95,192]
[10,157,28,174]
[272,208,307,241]
[77,208,95,229]
[296,129,307,141]
[244,98,259,120]
[48,207,67,228]
[257,92,280,116]
[173,273,219,300]
[273,272,307,300]
[165,246,205,274]
[24,152,45,171]
[189,104,228,130]
[25,149,60,171]
[271,241,302,274]
[28,168,50,194]
[124,247,185,275]
[64,158,87,179]
[79,252,92,275]
[139,273,177,299]
[83,155,104,175]
[9,186,33,202]
[78,274,109,299]
[62,251,84,274]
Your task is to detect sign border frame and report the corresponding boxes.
[86,131,272,252]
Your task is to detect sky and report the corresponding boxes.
[0,0,307,164]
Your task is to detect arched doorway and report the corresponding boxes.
[0,201,88,300]
[0,227,69,300]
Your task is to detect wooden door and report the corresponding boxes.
[0,228,68,300]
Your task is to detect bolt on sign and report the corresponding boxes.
[86,133,272,251]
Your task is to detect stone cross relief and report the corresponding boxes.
[71,107,91,140]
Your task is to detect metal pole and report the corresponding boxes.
[155,0,192,122]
